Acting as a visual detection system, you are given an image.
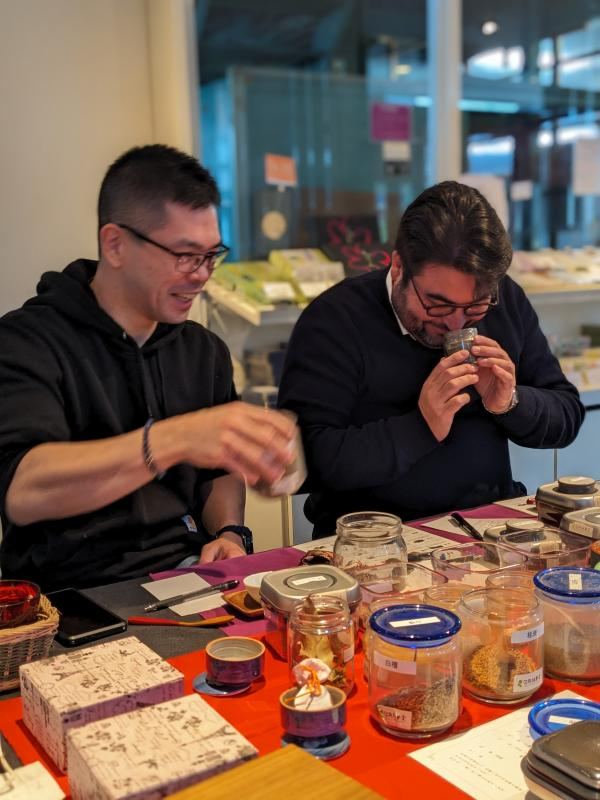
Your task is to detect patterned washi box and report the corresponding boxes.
[19,636,184,771]
[67,693,258,799]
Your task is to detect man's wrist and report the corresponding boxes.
[214,524,254,554]
[483,386,519,415]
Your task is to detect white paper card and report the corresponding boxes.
[422,517,501,536]
[142,574,224,616]
[573,139,600,197]
[410,690,584,800]
[0,763,64,800]
[494,497,537,515]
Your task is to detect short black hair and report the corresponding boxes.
[394,181,512,290]
[98,144,220,231]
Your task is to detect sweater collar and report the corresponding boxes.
[386,269,411,337]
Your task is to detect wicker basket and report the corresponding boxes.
[0,595,59,691]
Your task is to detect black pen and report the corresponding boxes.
[450,512,484,541]
[144,579,239,612]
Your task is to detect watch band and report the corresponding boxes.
[483,386,519,416]
[214,524,254,554]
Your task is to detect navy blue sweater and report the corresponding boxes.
[278,269,585,536]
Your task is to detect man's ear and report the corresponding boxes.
[99,223,125,268]
[390,251,403,285]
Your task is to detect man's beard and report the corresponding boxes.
[391,284,445,349]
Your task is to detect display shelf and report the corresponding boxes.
[205,282,303,327]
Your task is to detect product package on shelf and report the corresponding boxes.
[67,694,258,800]
[19,636,184,771]
[268,249,344,300]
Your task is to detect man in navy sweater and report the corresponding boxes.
[278,181,585,537]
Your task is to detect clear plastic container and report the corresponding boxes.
[354,561,447,629]
[288,594,355,695]
[534,567,600,683]
[459,588,544,704]
[423,582,472,614]
[485,570,534,592]
[333,512,406,577]
[500,528,590,573]
[443,328,477,363]
[367,604,462,738]
[431,541,527,586]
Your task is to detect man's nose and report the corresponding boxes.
[444,308,468,329]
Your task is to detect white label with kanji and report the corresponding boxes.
[513,667,543,694]
[373,651,417,675]
[377,704,412,730]
[511,622,544,644]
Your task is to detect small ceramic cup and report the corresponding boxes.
[279,685,347,739]
[244,571,272,604]
[206,636,265,686]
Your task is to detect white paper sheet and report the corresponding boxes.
[0,762,64,800]
[494,496,538,515]
[422,516,513,536]
[410,690,583,800]
[141,574,225,616]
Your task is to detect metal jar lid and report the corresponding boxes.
[506,518,545,533]
[369,603,461,647]
[561,509,600,539]
[259,565,360,615]
[536,477,600,512]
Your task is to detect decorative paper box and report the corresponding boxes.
[67,693,259,800]
[19,636,184,771]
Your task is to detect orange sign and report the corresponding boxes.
[264,153,298,187]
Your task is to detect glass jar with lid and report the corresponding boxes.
[333,512,406,577]
[367,604,462,738]
[536,476,600,527]
[288,593,354,695]
[534,567,600,683]
[423,582,472,614]
[460,588,544,704]
[499,528,590,573]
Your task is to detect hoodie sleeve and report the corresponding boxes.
[0,313,71,509]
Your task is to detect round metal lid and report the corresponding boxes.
[534,567,600,598]
[529,698,600,738]
[370,603,461,644]
[557,476,597,495]
[505,518,545,533]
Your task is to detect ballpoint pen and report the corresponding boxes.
[450,512,485,542]
[144,579,239,612]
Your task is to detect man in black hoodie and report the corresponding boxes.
[0,145,296,590]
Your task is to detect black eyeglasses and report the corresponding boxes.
[406,269,498,318]
[117,223,230,274]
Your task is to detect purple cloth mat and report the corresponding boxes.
[150,547,303,636]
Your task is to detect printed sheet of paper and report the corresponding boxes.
[0,762,64,800]
[494,496,538,515]
[293,526,462,556]
[422,516,513,537]
[142,573,224,616]
[410,690,582,800]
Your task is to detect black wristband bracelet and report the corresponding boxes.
[143,417,165,479]
[214,524,254,554]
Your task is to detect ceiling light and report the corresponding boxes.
[482,21,498,36]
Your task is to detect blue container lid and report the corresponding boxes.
[369,604,461,647]
[529,698,600,738]
[534,567,600,601]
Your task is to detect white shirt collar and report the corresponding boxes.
[386,268,410,337]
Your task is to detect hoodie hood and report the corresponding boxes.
[26,259,184,353]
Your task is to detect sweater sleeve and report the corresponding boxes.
[278,294,439,491]
[488,282,585,448]
[0,316,69,509]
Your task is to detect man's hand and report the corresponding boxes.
[198,531,246,564]
[182,402,297,488]
[418,350,479,442]
[471,335,516,413]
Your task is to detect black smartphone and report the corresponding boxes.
[46,588,127,647]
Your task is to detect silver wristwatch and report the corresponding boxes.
[485,386,519,415]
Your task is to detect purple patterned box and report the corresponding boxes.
[67,694,258,799]
[19,637,184,771]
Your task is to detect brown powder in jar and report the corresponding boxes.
[544,623,600,678]
[377,676,459,730]
[466,642,536,694]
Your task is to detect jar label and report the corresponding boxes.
[376,704,412,730]
[567,521,593,537]
[290,576,329,586]
[511,622,544,644]
[373,651,417,674]
[512,667,543,694]
[390,616,440,628]
[569,573,583,591]
[548,714,583,726]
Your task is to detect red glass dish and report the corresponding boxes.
[0,580,41,628]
